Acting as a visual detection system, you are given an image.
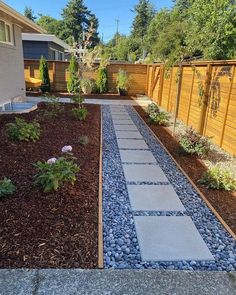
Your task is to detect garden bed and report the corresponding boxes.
[134,106,236,235]
[0,103,100,268]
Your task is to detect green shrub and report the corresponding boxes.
[67,55,79,93]
[34,155,80,193]
[178,127,211,157]
[199,166,236,191]
[39,56,50,92]
[147,103,160,115]
[6,118,40,142]
[116,69,129,94]
[96,67,108,93]
[0,178,16,198]
[148,111,170,126]
[42,95,64,118]
[80,78,95,94]
[79,135,90,145]
[72,107,88,121]
[71,94,84,107]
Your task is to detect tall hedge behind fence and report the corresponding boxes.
[24,59,236,155]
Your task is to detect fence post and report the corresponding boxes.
[158,65,165,106]
[173,62,183,134]
[197,63,213,134]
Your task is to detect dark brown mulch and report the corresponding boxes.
[0,103,100,268]
[134,106,236,235]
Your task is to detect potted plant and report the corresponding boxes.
[116,69,129,96]
[80,78,95,94]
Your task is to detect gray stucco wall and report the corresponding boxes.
[0,24,25,105]
[23,40,48,60]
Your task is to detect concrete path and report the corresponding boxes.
[1,269,236,295]
[110,105,214,262]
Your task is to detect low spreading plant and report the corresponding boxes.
[34,146,80,193]
[199,166,236,191]
[79,135,90,145]
[178,127,211,157]
[72,107,88,121]
[42,95,64,119]
[6,118,40,142]
[0,178,16,198]
[147,103,160,115]
[148,111,170,126]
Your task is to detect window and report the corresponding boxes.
[0,19,13,44]
[58,52,64,61]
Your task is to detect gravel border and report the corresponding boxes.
[102,105,236,271]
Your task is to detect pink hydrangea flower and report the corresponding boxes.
[47,157,57,164]
[62,145,72,153]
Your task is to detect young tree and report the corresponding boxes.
[67,55,79,93]
[37,15,65,38]
[39,56,50,92]
[24,6,36,22]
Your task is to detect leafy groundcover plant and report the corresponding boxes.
[199,166,236,191]
[0,178,16,199]
[34,146,80,193]
[147,103,160,115]
[178,127,211,157]
[149,111,170,126]
[72,107,88,121]
[6,118,40,142]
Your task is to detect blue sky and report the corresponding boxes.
[4,0,173,41]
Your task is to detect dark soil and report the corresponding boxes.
[0,103,100,268]
[134,106,236,235]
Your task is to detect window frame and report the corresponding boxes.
[0,18,14,45]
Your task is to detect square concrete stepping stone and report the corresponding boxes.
[123,164,168,182]
[134,216,214,261]
[113,119,134,125]
[114,125,139,131]
[127,185,185,211]
[120,150,156,163]
[117,139,148,149]
[112,114,131,119]
[116,131,143,139]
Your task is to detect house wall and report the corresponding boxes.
[48,42,65,60]
[23,40,49,60]
[0,24,25,105]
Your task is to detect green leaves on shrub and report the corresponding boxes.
[72,107,88,121]
[79,135,90,145]
[178,127,211,157]
[39,56,50,92]
[149,111,170,126]
[0,178,16,198]
[96,67,108,93]
[67,55,79,93]
[199,166,236,191]
[147,103,160,115]
[6,118,40,142]
[42,95,64,119]
[34,156,80,193]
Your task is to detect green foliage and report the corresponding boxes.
[149,111,170,126]
[178,127,211,157]
[6,118,40,142]
[39,56,50,92]
[35,156,80,193]
[42,95,64,119]
[80,77,95,94]
[147,103,160,115]
[67,56,79,93]
[116,69,129,92]
[199,166,236,191]
[71,94,84,107]
[96,67,108,93]
[24,6,36,22]
[0,178,16,198]
[37,15,65,40]
[79,135,90,145]
[72,107,88,120]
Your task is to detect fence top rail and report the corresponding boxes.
[148,60,236,67]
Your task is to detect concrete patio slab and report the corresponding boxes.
[123,164,169,182]
[134,216,214,261]
[114,125,139,131]
[117,139,148,149]
[127,185,185,211]
[120,150,156,163]
[116,131,143,139]
[112,114,131,119]
[113,119,134,125]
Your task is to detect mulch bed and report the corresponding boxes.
[134,106,236,235]
[0,103,100,268]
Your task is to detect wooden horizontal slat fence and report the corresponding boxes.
[24,59,236,155]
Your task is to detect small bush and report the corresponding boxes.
[149,111,170,126]
[116,69,129,94]
[147,103,160,115]
[42,95,64,119]
[39,56,50,92]
[6,118,40,142]
[96,67,108,93]
[178,127,211,157]
[0,178,16,198]
[67,55,79,93]
[80,78,95,94]
[34,151,80,193]
[79,135,90,145]
[71,95,84,107]
[72,107,88,121]
[199,166,236,191]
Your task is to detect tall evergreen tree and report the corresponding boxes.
[24,6,36,22]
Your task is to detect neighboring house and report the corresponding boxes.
[0,1,44,107]
[22,33,70,61]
